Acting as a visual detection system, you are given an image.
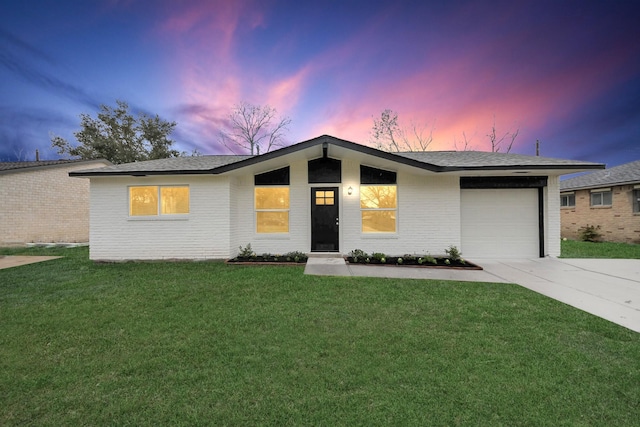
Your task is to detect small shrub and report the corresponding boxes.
[403,255,416,263]
[238,243,254,258]
[444,259,451,265]
[371,252,386,261]
[397,257,403,264]
[424,255,437,265]
[578,224,602,242]
[445,245,462,262]
[284,251,308,263]
[349,249,368,258]
[349,249,369,263]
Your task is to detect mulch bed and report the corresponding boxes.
[345,256,483,270]
[226,256,307,266]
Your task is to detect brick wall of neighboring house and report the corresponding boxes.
[0,162,107,246]
[561,184,640,243]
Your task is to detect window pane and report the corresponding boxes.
[257,212,289,233]
[316,197,325,205]
[161,187,189,214]
[603,191,612,205]
[255,188,290,209]
[325,198,334,205]
[634,190,640,213]
[360,186,397,209]
[362,211,396,233]
[591,193,601,206]
[130,186,158,216]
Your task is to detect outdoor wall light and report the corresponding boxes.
[347,186,353,195]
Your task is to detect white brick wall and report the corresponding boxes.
[546,175,561,257]
[342,167,460,256]
[0,161,109,245]
[231,160,310,256]
[89,175,230,261]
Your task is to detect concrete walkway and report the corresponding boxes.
[304,255,640,333]
[0,256,62,270]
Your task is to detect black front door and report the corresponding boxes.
[311,187,339,251]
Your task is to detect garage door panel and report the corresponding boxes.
[461,189,538,258]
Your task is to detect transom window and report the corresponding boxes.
[590,190,612,207]
[560,193,575,207]
[360,185,397,233]
[129,186,189,216]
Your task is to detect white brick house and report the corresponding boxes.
[0,159,111,245]
[71,135,602,260]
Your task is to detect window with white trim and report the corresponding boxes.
[129,186,189,216]
[360,185,397,232]
[633,189,640,213]
[590,190,612,207]
[254,167,290,233]
[560,193,575,207]
[359,165,398,233]
[255,187,289,233]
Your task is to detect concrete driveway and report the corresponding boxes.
[305,256,640,333]
[476,258,640,333]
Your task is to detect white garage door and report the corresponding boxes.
[461,189,539,258]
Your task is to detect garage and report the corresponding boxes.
[461,188,540,259]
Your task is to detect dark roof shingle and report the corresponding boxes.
[69,135,604,177]
[0,159,110,174]
[560,159,640,190]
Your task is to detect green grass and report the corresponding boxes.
[1,247,639,425]
[561,239,640,258]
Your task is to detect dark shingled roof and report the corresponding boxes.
[0,159,110,175]
[560,159,640,191]
[71,155,252,175]
[396,151,599,169]
[69,135,604,177]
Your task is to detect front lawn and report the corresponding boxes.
[561,239,640,258]
[1,247,639,425]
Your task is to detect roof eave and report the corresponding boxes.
[561,178,640,191]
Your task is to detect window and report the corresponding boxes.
[360,185,397,232]
[129,186,189,216]
[590,190,612,207]
[560,193,575,207]
[315,190,335,205]
[633,189,640,213]
[255,187,289,233]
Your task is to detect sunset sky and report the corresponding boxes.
[1,0,639,167]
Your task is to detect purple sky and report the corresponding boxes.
[1,0,639,167]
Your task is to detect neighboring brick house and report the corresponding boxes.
[0,159,111,246]
[560,160,640,243]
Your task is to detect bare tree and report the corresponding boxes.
[371,109,433,152]
[220,102,291,155]
[487,115,519,153]
[453,131,474,151]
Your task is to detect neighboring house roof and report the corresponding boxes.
[560,159,640,191]
[70,135,604,177]
[0,159,112,175]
